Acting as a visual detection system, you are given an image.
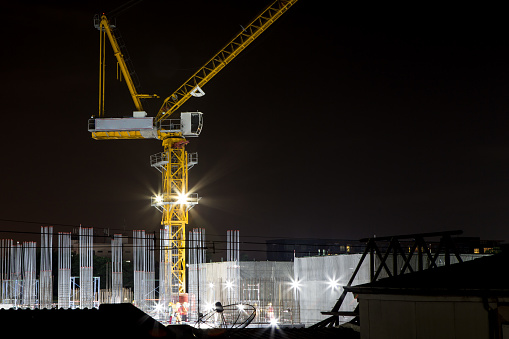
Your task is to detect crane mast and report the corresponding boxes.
[90,0,297,295]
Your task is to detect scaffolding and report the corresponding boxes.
[70,276,100,309]
[204,260,299,325]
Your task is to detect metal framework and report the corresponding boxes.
[40,226,53,309]
[0,239,12,304]
[89,1,298,295]
[226,230,240,304]
[58,232,72,308]
[188,228,206,322]
[313,230,465,328]
[95,14,158,117]
[11,242,22,308]
[159,228,172,310]
[133,230,155,310]
[22,242,37,308]
[79,227,94,309]
[111,234,123,303]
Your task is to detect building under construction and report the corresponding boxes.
[0,226,492,329]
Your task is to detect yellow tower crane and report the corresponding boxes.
[89,0,298,294]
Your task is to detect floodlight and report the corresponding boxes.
[290,278,302,290]
[154,303,164,313]
[327,277,341,290]
[154,195,163,204]
[176,192,189,204]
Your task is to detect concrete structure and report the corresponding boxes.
[198,261,298,325]
[295,254,370,327]
[346,251,509,339]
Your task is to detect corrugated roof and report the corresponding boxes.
[0,304,359,339]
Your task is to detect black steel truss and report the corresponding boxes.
[312,230,464,328]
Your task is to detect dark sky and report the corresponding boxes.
[2,1,509,251]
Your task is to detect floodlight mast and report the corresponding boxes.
[89,0,298,294]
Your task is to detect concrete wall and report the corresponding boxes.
[294,254,370,326]
[194,261,298,324]
[193,254,489,327]
[293,253,487,327]
[202,261,294,305]
[358,294,490,339]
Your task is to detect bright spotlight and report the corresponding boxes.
[154,195,163,204]
[176,192,189,204]
[225,280,233,289]
[270,318,278,326]
[209,282,215,289]
[154,303,164,313]
[327,278,341,291]
[290,278,302,290]
[237,304,245,311]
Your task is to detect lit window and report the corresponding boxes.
[346,245,351,253]
[474,248,479,254]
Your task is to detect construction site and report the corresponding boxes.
[0,226,491,329]
[2,0,509,338]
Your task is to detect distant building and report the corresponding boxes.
[266,236,502,261]
[266,239,365,261]
[451,236,502,254]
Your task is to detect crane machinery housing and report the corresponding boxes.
[89,0,298,295]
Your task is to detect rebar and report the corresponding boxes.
[188,228,206,322]
[226,230,240,304]
[22,241,37,308]
[111,234,123,303]
[159,228,172,311]
[11,242,22,308]
[133,230,155,312]
[133,230,144,309]
[0,239,13,304]
[58,232,71,309]
[79,227,94,309]
[40,226,53,308]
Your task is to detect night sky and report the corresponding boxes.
[2,1,509,254]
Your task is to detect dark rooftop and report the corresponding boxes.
[0,303,359,339]
[346,251,509,296]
